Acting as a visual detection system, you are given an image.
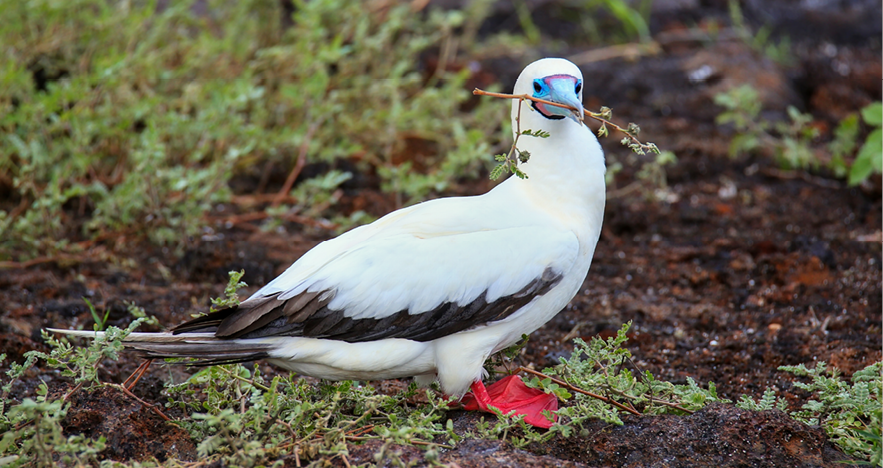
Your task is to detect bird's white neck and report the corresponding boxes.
[504,101,606,219]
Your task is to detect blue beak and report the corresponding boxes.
[548,79,584,124]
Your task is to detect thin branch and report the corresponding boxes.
[493,98,528,179]
[215,365,272,392]
[122,359,153,390]
[517,367,641,416]
[0,252,95,270]
[275,120,322,207]
[347,424,375,438]
[625,356,696,414]
[759,167,842,189]
[343,435,453,449]
[205,210,337,231]
[111,383,172,421]
[473,88,660,155]
[607,181,644,199]
[625,392,695,414]
[230,193,298,206]
[519,365,696,416]
[62,381,85,402]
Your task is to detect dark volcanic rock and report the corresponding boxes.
[445,439,590,467]
[551,404,853,467]
[347,438,591,468]
[342,405,853,467]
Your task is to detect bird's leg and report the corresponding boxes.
[459,375,558,428]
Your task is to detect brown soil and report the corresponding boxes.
[62,386,197,463]
[1,1,880,466]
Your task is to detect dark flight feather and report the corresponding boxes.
[128,340,272,366]
[171,268,563,343]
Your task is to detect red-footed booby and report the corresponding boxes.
[50,58,606,428]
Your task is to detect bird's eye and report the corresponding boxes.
[575,81,582,94]
[533,80,543,93]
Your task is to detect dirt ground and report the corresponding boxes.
[1,0,880,466]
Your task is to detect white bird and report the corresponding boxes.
[51,58,606,428]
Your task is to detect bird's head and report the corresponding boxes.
[513,58,584,125]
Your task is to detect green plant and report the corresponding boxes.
[839,103,883,186]
[533,323,725,431]
[28,323,150,387]
[163,363,456,466]
[715,84,819,169]
[210,269,247,311]
[463,323,725,448]
[736,362,883,465]
[729,0,793,66]
[82,297,110,332]
[736,388,789,412]
[0,0,502,260]
[0,398,107,468]
[490,128,550,180]
[0,317,151,466]
[577,0,652,44]
[484,334,531,378]
[715,84,881,185]
[754,362,881,465]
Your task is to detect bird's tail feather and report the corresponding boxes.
[46,328,273,366]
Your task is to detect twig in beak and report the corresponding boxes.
[473,88,661,156]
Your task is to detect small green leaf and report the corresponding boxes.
[489,164,505,180]
[861,102,882,126]
[211,270,247,310]
[848,128,882,185]
[597,123,608,138]
[553,387,572,400]
[829,114,859,158]
[656,150,677,165]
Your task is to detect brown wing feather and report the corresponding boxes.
[214,294,286,337]
[171,268,563,343]
[170,306,240,334]
[127,339,273,366]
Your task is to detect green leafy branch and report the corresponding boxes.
[210,270,247,311]
[522,323,721,428]
[475,88,662,181]
[489,98,551,180]
[481,322,719,445]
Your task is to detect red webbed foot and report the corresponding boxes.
[459,375,558,428]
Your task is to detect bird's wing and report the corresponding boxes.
[173,225,579,343]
